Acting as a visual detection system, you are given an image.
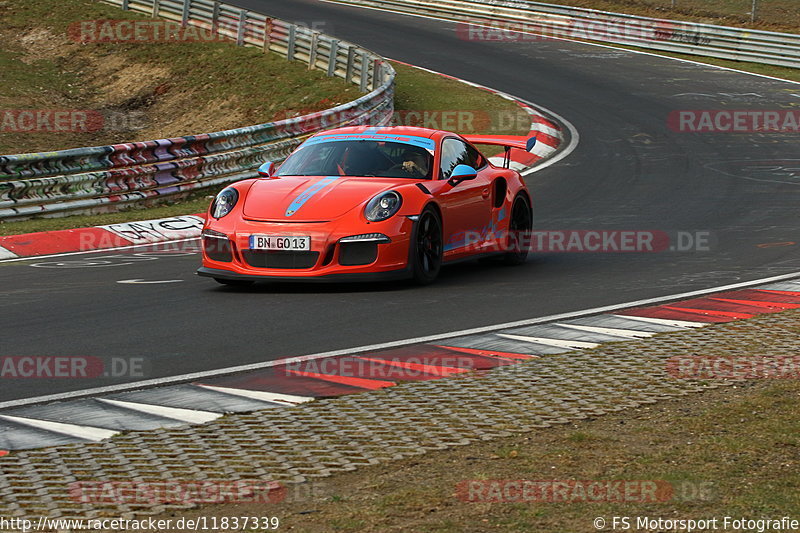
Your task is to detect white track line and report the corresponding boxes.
[197,385,314,406]
[610,315,705,328]
[0,246,17,260]
[3,270,799,410]
[519,98,580,175]
[0,415,118,442]
[497,333,599,349]
[555,323,655,339]
[97,399,220,424]
[533,123,562,138]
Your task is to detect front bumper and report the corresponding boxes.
[197,265,410,283]
[198,216,414,282]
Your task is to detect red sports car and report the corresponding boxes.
[197,126,533,285]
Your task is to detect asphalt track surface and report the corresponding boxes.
[2,0,799,402]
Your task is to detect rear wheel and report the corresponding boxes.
[411,207,443,284]
[503,195,532,265]
[214,278,255,288]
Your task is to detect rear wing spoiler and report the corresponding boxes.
[462,134,537,169]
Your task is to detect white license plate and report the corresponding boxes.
[249,235,311,251]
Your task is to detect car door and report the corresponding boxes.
[434,137,492,256]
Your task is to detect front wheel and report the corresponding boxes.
[410,207,443,284]
[503,195,532,265]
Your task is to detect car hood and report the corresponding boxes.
[242,176,402,221]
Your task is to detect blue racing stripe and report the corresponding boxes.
[285,176,339,217]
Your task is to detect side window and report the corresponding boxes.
[439,138,470,180]
[465,143,486,169]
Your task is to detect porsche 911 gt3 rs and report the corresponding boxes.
[197,126,534,285]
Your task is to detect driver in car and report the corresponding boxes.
[399,149,429,177]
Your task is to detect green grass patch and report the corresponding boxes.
[392,62,531,137]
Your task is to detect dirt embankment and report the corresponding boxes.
[0,0,360,155]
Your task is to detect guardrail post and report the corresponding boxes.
[152,0,160,18]
[287,25,296,61]
[345,46,355,83]
[121,0,129,10]
[359,51,369,92]
[309,33,320,70]
[211,1,220,37]
[263,18,272,51]
[181,0,191,27]
[372,59,382,90]
[751,0,758,22]
[236,10,247,46]
[327,39,339,76]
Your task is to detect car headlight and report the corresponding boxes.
[211,187,239,219]
[365,191,402,222]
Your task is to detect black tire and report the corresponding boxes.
[214,278,255,288]
[503,195,533,265]
[410,207,443,284]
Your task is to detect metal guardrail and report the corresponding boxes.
[330,0,800,69]
[0,0,395,220]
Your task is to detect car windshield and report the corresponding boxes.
[276,137,435,179]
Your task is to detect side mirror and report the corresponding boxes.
[448,164,478,185]
[257,161,276,177]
